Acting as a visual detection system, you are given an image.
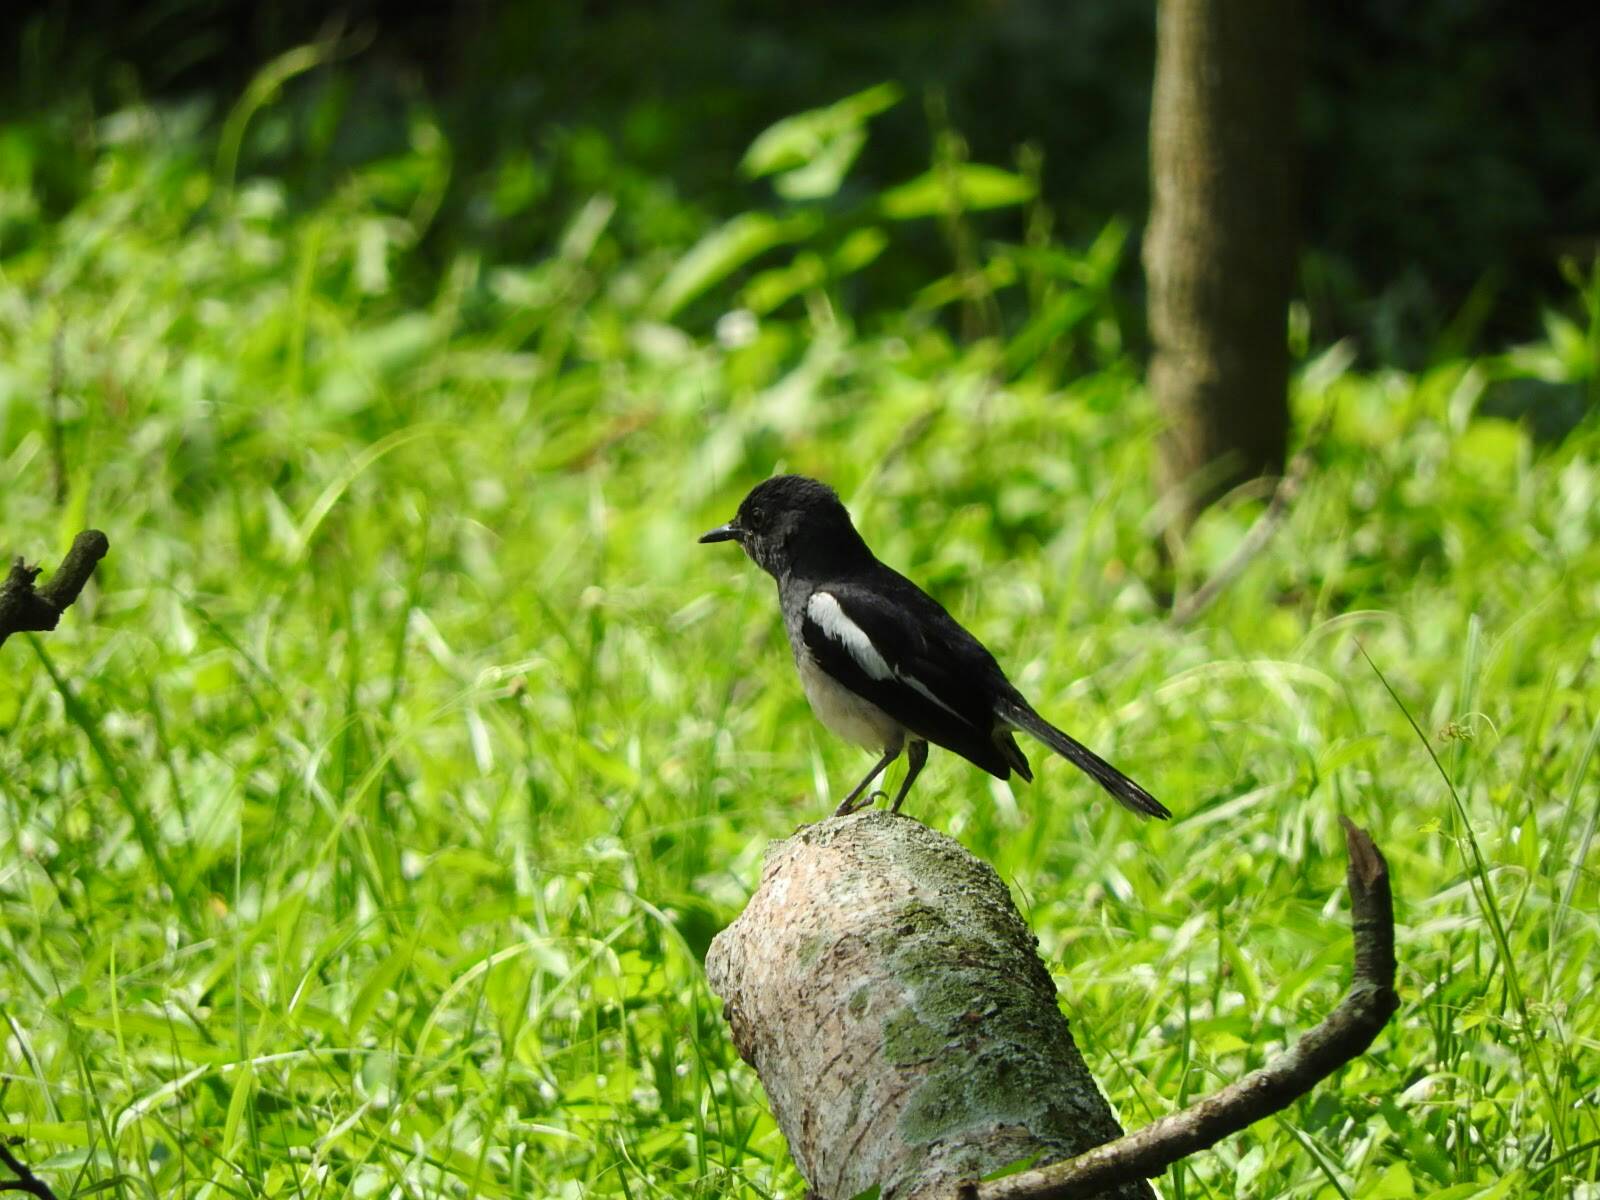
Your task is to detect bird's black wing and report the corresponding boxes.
[803,570,1168,818]
[799,573,1019,778]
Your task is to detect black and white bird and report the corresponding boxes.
[699,475,1170,820]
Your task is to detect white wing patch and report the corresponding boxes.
[807,592,892,680]
[807,591,965,721]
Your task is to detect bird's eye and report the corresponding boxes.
[747,504,765,525]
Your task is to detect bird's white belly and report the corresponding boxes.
[796,650,905,752]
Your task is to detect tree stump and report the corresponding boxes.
[705,811,1152,1200]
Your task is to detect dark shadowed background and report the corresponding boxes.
[8,0,1599,362]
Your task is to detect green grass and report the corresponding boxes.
[2,89,1598,1200]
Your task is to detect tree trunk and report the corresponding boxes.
[704,812,1152,1200]
[1145,0,1301,533]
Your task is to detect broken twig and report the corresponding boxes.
[0,529,110,648]
[0,1142,60,1200]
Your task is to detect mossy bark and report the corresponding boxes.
[704,811,1152,1200]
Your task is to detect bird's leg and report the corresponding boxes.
[889,740,928,813]
[833,748,899,817]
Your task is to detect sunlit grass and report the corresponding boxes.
[1,90,1597,1200]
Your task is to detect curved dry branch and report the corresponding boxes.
[0,530,109,648]
[971,818,1397,1200]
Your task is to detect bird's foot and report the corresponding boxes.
[832,789,889,818]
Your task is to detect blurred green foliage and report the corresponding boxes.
[0,15,1598,1200]
[6,0,1599,358]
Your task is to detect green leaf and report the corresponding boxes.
[0,1122,92,1145]
[1454,419,1526,479]
[879,163,1036,219]
[650,211,821,319]
[1003,288,1096,374]
[911,257,1018,312]
[773,127,867,200]
[742,82,903,180]
[221,1063,256,1159]
[1420,1174,1524,1200]
[347,944,413,1039]
[833,226,888,273]
[742,252,827,315]
[1365,1161,1417,1198]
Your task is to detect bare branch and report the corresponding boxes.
[0,1142,60,1200]
[971,818,1397,1200]
[0,530,110,648]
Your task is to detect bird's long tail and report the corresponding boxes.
[997,699,1172,820]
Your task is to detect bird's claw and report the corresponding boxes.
[832,788,890,818]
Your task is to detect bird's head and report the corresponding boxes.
[699,475,867,579]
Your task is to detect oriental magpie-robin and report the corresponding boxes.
[699,475,1170,820]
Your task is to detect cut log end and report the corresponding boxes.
[705,812,1152,1200]
[707,812,1398,1200]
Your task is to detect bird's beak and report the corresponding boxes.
[698,521,742,545]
